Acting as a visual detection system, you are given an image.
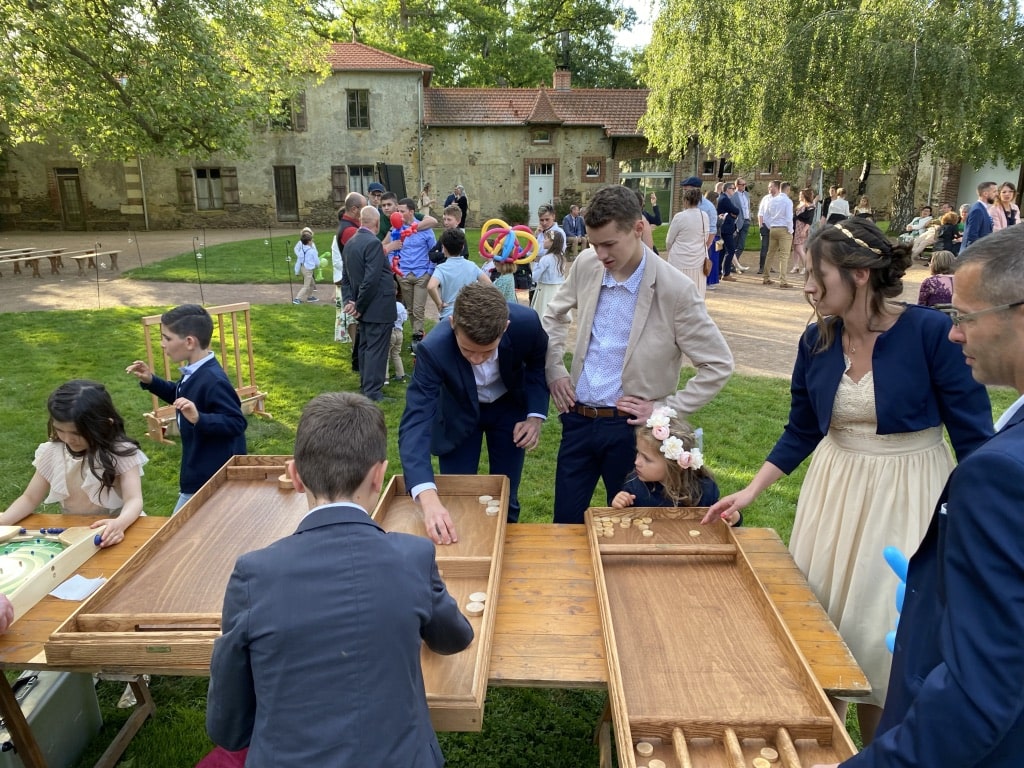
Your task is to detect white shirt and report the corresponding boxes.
[472,347,508,404]
[995,393,1024,432]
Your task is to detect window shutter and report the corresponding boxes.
[222,167,240,210]
[176,168,194,210]
[294,91,307,132]
[331,165,347,205]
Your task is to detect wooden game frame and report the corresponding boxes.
[6,527,100,623]
[586,507,857,768]
[140,302,270,445]
[370,475,509,732]
[45,456,307,674]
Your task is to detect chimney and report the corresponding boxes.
[553,68,571,91]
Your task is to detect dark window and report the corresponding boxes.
[347,90,370,129]
[195,168,223,210]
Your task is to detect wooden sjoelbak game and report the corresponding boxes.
[46,456,308,672]
[0,525,102,623]
[587,508,857,768]
[371,474,509,732]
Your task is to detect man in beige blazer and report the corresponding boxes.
[542,184,734,523]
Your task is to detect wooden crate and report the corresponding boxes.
[370,475,509,732]
[45,456,307,674]
[586,507,857,768]
[140,302,270,445]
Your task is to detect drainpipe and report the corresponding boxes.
[417,77,424,191]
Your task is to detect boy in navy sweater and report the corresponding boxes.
[127,304,248,512]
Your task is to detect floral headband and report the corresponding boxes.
[646,407,704,470]
[833,223,884,256]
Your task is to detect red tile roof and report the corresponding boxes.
[326,42,434,75]
[423,87,649,137]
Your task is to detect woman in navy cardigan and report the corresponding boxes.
[706,218,992,745]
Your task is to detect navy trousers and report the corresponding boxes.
[552,411,635,524]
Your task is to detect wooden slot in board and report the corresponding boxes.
[7,527,101,623]
[45,456,308,673]
[370,474,509,732]
[586,507,857,768]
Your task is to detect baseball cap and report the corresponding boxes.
[368,182,386,193]
[680,176,702,188]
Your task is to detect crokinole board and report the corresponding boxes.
[586,507,857,768]
[370,474,509,732]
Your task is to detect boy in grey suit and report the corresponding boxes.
[207,392,473,767]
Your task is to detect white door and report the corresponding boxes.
[528,163,555,226]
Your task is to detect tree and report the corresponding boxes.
[640,0,1024,230]
[0,0,330,160]
[324,0,640,88]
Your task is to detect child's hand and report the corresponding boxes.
[173,397,199,424]
[125,360,154,384]
[611,492,635,509]
[90,518,127,548]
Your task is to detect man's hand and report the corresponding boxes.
[549,377,577,414]
[512,416,543,450]
[615,395,655,425]
[125,360,154,385]
[173,397,199,424]
[343,300,360,319]
[419,490,458,545]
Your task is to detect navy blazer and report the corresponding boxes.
[766,306,992,474]
[341,228,398,324]
[961,200,993,252]
[844,407,1024,767]
[398,302,549,489]
[141,357,248,493]
[717,193,740,235]
[207,504,473,768]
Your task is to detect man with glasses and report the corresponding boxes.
[733,178,752,265]
[818,225,1024,768]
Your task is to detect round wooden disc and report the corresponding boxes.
[752,758,772,768]
[478,495,493,503]
[635,741,654,757]
[760,747,779,761]
[277,473,294,490]
[642,530,654,537]
[469,591,487,603]
[465,601,485,616]
[649,760,666,768]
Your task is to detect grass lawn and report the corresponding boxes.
[0,304,1013,767]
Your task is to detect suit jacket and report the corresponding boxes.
[961,200,994,251]
[844,407,1024,767]
[399,302,549,489]
[542,247,733,416]
[341,228,398,324]
[206,504,474,768]
[766,306,992,474]
[717,193,740,235]
[140,357,248,493]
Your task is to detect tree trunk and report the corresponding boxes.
[889,136,924,236]
[857,160,871,198]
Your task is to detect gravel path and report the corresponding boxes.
[0,229,931,379]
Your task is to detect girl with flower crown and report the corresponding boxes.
[612,408,739,525]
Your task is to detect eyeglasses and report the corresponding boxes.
[939,301,1024,327]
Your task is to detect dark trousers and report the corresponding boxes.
[553,411,635,524]
[735,219,751,258]
[758,224,770,272]
[357,320,391,401]
[438,395,525,523]
[720,230,737,276]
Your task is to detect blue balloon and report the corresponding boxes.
[883,546,909,653]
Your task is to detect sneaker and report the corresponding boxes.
[722,275,738,282]
[306,296,319,302]
[779,282,792,289]
[756,270,764,275]
[393,375,407,383]
[292,298,301,305]
[762,278,775,286]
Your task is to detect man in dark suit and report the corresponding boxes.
[207,392,473,767]
[399,283,549,544]
[817,225,1024,767]
[342,205,398,402]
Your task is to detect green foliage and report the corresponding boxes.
[498,203,531,226]
[321,0,640,87]
[0,0,330,159]
[641,0,1024,229]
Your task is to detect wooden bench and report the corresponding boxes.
[140,302,271,444]
[67,249,122,273]
[0,248,68,277]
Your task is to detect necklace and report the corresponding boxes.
[844,328,856,355]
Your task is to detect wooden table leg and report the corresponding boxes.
[0,675,49,767]
[93,676,156,768]
[593,697,613,768]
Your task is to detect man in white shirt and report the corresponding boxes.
[761,180,794,288]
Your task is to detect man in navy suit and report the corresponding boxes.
[399,283,549,544]
[960,180,997,252]
[818,225,1024,767]
[207,392,473,767]
[342,205,398,402]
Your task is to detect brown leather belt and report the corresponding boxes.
[571,404,622,418]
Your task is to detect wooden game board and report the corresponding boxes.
[3,527,101,623]
[45,456,308,672]
[370,474,509,732]
[587,508,857,768]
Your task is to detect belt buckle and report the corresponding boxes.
[578,404,599,418]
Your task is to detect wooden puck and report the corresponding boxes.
[465,601,485,616]
[635,741,654,757]
[277,473,293,490]
[689,529,701,537]
[478,495,493,504]
[642,530,654,537]
[641,516,652,524]
[752,758,772,768]
[760,747,779,761]
[469,591,487,603]
[649,760,666,768]
[484,507,499,517]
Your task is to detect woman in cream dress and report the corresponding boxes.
[665,187,710,297]
[705,217,992,745]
